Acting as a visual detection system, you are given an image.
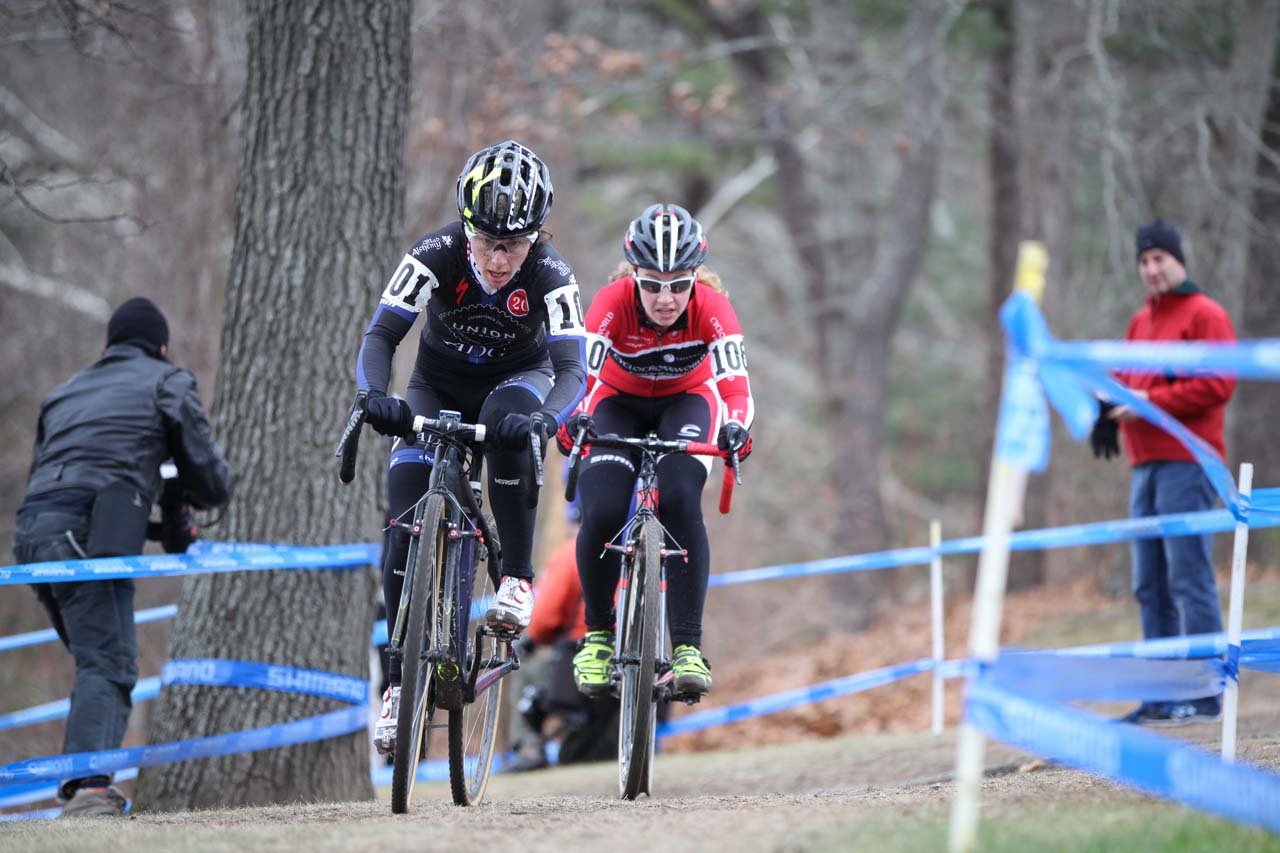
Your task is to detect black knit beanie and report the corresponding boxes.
[1134,219,1185,266]
[106,297,169,353]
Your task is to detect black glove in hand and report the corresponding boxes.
[495,412,555,452]
[365,394,414,438]
[557,412,594,454]
[717,421,752,460]
[1090,402,1121,460]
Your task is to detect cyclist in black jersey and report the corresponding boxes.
[350,140,587,754]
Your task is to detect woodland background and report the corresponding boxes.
[2,0,1279,807]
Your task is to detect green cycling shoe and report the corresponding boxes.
[573,630,615,697]
[671,644,712,696]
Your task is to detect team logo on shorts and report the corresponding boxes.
[507,289,530,317]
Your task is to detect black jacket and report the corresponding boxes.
[23,343,232,510]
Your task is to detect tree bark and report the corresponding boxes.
[1202,2,1279,462]
[975,0,1020,586]
[136,0,410,810]
[833,0,948,564]
[1235,41,1280,523]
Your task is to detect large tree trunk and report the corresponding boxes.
[826,1,948,622]
[835,0,948,543]
[1235,41,1280,561]
[1008,1,1086,588]
[1201,2,1279,462]
[975,0,1020,588]
[136,0,410,810]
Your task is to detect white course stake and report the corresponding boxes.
[930,519,945,736]
[949,241,1047,853]
[1222,462,1252,762]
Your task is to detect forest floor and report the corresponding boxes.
[5,572,1280,851]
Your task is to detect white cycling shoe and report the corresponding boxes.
[374,684,399,755]
[485,576,534,632]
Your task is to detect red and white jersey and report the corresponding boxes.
[580,276,754,426]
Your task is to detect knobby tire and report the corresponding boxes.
[619,517,661,799]
[448,517,503,806]
[391,494,447,814]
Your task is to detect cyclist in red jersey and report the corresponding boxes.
[557,204,753,698]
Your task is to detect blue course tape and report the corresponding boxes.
[998,291,1280,517]
[708,495,1280,588]
[0,660,367,787]
[0,768,138,811]
[966,679,1280,833]
[987,654,1226,702]
[656,658,934,738]
[1053,628,1280,662]
[0,542,380,586]
[0,706,366,786]
[0,677,159,733]
[161,659,367,705]
[0,605,178,653]
[0,807,61,821]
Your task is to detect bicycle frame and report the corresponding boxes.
[338,406,540,809]
[565,429,736,799]
[387,419,513,707]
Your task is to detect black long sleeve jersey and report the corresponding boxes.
[356,221,587,424]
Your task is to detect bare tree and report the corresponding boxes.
[136,0,410,810]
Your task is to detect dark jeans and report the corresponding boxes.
[1129,461,1223,641]
[14,509,138,798]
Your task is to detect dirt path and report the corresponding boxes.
[6,671,1278,853]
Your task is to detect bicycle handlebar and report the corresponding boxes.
[409,414,487,444]
[564,431,739,514]
[335,391,368,484]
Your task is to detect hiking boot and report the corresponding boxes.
[60,783,127,818]
[486,576,534,632]
[671,645,712,696]
[573,630,615,697]
[374,684,400,755]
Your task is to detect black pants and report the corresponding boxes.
[576,392,713,648]
[14,509,138,800]
[381,367,553,683]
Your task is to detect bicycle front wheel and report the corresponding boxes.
[391,493,447,814]
[448,520,503,806]
[618,517,661,800]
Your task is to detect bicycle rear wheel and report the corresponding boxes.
[391,494,447,814]
[448,521,503,806]
[618,517,661,799]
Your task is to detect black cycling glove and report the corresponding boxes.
[365,394,414,438]
[717,422,752,461]
[495,411,556,452]
[1090,402,1121,460]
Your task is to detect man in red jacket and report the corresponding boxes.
[1092,219,1236,727]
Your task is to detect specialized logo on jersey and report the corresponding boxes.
[507,289,530,317]
[678,423,702,438]
[455,279,469,305]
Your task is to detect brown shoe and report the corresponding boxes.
[60,784,127,818]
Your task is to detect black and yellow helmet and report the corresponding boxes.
[455,140,553,237]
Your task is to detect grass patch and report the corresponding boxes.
[802,798,1280,852]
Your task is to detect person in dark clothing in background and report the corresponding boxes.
[1091,220,1235,727]
[13,296,232,817]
